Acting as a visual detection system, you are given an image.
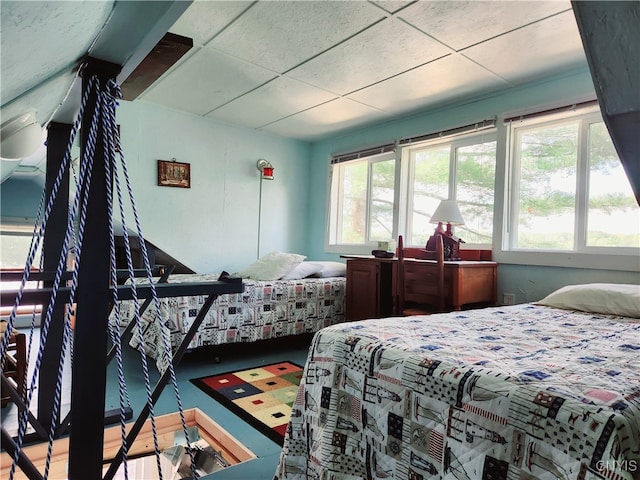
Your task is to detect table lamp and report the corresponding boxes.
[429,199,465,237]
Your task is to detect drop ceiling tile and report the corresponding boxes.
[169,0,252,46]
[348,54,507,115]
[140,48,277,115]
[208,1,387,73]
[371,1,415,14]
[288,17,452,95]
[399,1,571,51]
[1,1,114,105]
[206,77,338,129]
[260,98,391,141]
[463,11,587,85]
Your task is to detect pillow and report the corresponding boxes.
[281,261,324,280]
[537,283,640,318]
[238,251,305,281]
[311,261,347,278]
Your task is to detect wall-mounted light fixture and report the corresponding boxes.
[257,158,274,180]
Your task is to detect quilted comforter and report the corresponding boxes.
[114,273,346,371]
[275,303,640,480]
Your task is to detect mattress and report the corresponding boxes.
[114,273,346,370]
[275,303,640,480]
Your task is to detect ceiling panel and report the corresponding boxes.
[371,1,415,14]
[141,48,277,115]
[168,0,252,46]
[1,0,592,149]
[206,76,338,129]
[287,17,452,95]
[348,54,508,115]
[463,10,587,85]
[398,0,571,51]
[260,97,391,140]
[207,1,388,74]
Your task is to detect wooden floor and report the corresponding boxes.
[1,328,312,479]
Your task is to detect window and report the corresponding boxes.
[327,125,497,252]
[405,134,496,246]
[507,107,639,253]
[1,231,41,269]
[1,229,43,318]
[328,149,396,248]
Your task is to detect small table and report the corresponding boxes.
[342,255,497,321]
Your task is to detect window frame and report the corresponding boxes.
[401,131,497,247]
[325,150,399,254]
[495,106,639,270]
[325,129,498,254]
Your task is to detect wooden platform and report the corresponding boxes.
[1,408,257,479]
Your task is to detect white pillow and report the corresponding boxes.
[311,261,347,278]
[281,261,324,280]
[238,252,305,281]
[537,283,640,318]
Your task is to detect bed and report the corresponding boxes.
[275,283,640,480]
[116,269,346,370]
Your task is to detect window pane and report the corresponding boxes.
[516,123,578,249]
[0,233,41,268]
[410,146,449,246]
[587,123,640,247]
[338,161,368,243]
[455,141,496,244]
[369,159,395,242]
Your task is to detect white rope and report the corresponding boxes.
[104,77,197,479]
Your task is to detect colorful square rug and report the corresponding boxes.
[190,361,303,446]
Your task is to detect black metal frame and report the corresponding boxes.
[0,57,244,479]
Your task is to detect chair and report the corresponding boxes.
[396,234,445,315]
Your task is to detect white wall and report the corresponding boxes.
[116,101,311,273]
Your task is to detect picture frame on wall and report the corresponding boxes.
[157,159,190,188]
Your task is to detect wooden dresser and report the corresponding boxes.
[343,255,497,321]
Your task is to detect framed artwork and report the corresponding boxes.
[157,159,190,188]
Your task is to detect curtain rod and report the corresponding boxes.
[331,142,396,164]
[503,99,598,124]
[398,118,496,146]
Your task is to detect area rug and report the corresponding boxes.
[190,361,304,446]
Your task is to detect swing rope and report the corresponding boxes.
[7,75,98,480]
[4,69,195,480]
[104,78,197,480]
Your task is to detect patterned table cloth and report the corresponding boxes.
[275,303,640,480]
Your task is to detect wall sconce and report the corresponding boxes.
[257,158,274,180]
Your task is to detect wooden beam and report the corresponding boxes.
[120,32,193,101]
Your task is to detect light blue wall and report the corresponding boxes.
[0,101,311,274]
[115,101,311,273]
[3,69,638,299]
[305,67,640,301]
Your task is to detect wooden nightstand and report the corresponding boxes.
[342,255,497,321]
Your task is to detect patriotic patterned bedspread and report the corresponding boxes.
[113,273,345,371]
[275,303,640,480]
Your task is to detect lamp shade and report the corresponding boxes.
[430,200,465,225]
